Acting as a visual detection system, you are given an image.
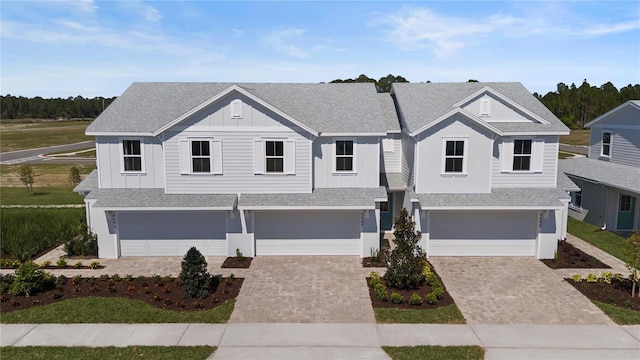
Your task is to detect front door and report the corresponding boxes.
[381,193,393,231]
[617,194,636,230]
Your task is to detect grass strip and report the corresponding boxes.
[0,346,215,360]
[383,345,484,360]
[374,304,466,324]
[567,217,629,262]
[1,297,235,324]
[592,300,640,325]
[0,123,91,152]
[0,187,84,205]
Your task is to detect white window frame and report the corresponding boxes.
[231,99,243,119]
[254,138,295,175]
[601,131,612,158]
[441,137,468,175]
[180,138,222,175]
[120,137,145,174]
[333,138,356,173]
[569,191,582,211]
[512,139,533,171]
[190,139,212,173]
[501,137,544,173]
[265,140,285,173]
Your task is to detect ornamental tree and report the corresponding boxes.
[384,207,426,289]
[179,247,211,299]
[624,231,640,298]
[19,163,35,195]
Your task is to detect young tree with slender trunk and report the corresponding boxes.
[624,231,640,298]
[18,163,35,195]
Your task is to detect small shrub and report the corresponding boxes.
[63,230,98,258]
[432,284,445,299]
[10,260,21,269]
[0,259,7,268]
[368,276,382,287]
[600,271,613,284]
[73,261,83,268]
[422,263,432,278]
[69,166,82,185]
[408,293,423,306]
[137,275,146,283]
[179,247,211,299]
[54,275,67,288]
[9,261,50,296]
[56,258,67,268]
[373,283,388,302]
[236,248,246,262]
[1,274,16,293]
[425,292,438,305]
[586,273,598,283]
[369,271,380,279]
[89,261,101,269]
[99,274,109,282]
[111,274,121,282]
[570,274,582,282]
[225,273,235,286]
[124,274,133,282]
[39,260,51,268]
[425,273,437,286]
[390,292,404,304]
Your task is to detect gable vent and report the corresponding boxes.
[480,98,491,116]
[231,99,243,118]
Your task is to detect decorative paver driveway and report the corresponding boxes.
[430,257,614,325]
[229,256,375,323]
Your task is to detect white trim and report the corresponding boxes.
[585,101,640,128]
[333,137,357,173]
[153,84,318,136]
[170,126,301,133]
[238,205,376,210]
[410,108,503,137]
[441,137,468,175]
[600,131,612,158]
[320,132,387,136]
[119,137,146,174]
[87,132,153,136]
[95,206,235,211]
[420,205,564,211]
[452,86,550,125]
[502,131,570,136]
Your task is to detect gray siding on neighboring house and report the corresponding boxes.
[414,114,493,194]
[96,136,165,189]
[313,136,380,188]
[589,127,640,167]
[380,133,402,173]
[568,179,607,227]
[491,135,558,188]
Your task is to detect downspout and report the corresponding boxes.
[601,185,608,230]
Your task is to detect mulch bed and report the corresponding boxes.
[0,275,243,313]
[367,265,454,310]
[1,265,105,270]
[362,257,386,267]
[567,278,640,311]
[540,240,610,269]
[221,257,252,268]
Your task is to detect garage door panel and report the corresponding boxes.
[255,211,360,255]
[429,211,537,257]
[119,211,227,256]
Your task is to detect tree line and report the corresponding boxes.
[2,77,639,129]
[1,95,117,120]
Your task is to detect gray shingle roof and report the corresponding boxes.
[73,169,98,193]
[412,188,569,209]
[87,188,237,209]
[87,82,391,135]
[377,93,401,132]
[380,172,405,191]
[559,157,640,194]
[557,171,581,192]
[392,82,569,134]
[238,187,387,209]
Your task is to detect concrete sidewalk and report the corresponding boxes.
[2,323,639,359]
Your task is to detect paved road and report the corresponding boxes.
[0,141,95,165]
[560,143,588,155]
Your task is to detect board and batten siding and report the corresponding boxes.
[414,115,493,194]
[380,134,402,173]
[491,135,558,188]
[313,137,380,188]
[164,129,312,194]
[588,127,640,167]
[462,94,538,122]
[95,136,165,189]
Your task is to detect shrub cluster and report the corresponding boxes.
[179,247,212,299]
[7,261,54,296]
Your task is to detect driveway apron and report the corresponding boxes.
[430,257,614,325]
[229,256,375,323]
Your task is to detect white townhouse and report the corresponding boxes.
[560,100,640,232]
[76,81,571,259]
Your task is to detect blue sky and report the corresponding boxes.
[1,0,639,98]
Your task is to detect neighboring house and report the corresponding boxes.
[391,82,570,258]
[559,100,640,232]
[76,81,570,259]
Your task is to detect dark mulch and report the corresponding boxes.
[541,240,610,269]
[0,275,243,313]
[221,257,252,268]
[1,265,105,270]
[362,257,386,268]
[367,265,454,310]
[567,278,640,311]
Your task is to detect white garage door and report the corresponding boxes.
[119,211,227,256]
[429,211,537,256]
[255,211,361,255]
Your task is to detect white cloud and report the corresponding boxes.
[262,27,330,59]
[118,1,163,22]
[231,28,245,39]
[74,0,98,13]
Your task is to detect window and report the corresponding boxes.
[191,140,211,173]
[601,132,611,157]
[336,140,354,171]
[570,191,582,209]
[620,194,632,212]
[265,141,284,173]
[444,140,465,173]
[122,140,142,172]
[380,201,389,212]
[513,139,532,171]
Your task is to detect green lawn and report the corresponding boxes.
[383,345,485,360]
[567,217,629,262]
[1,163,96,188]
[0,121,92,152]
[0,186,84,205]
[1,297,236,323]
[560,129,590,146]
[0,346,215,360]
[592,300,640,325]
[374,304,466,324]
